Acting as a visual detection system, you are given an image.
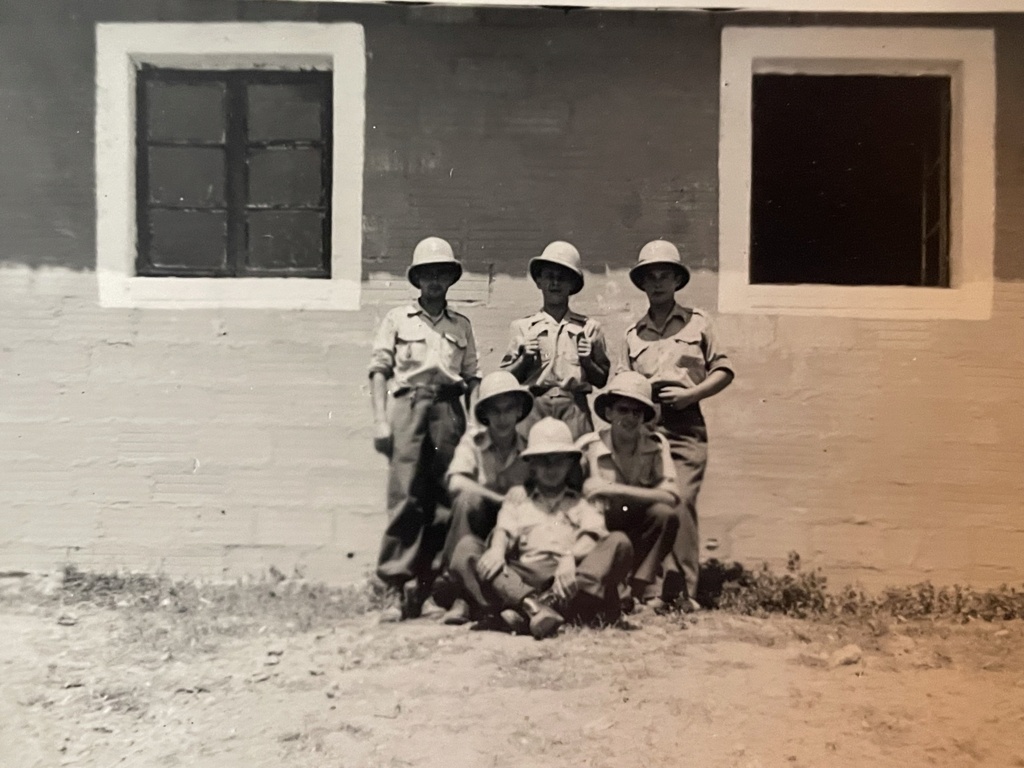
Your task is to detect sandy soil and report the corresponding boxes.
[2,597,1023,768]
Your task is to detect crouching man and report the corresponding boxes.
[448,418,633,639]
[437,371,534,625]
[579,371,681,612]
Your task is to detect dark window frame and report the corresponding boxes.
[135,66,333,279]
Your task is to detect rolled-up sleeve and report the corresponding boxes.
[445,433,480,486]
[702,314,735,378]
[460,322,481,382]
[368,311,398,379]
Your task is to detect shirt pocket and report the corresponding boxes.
[671,334,708,380]
[626,336,657,375]
[440,330,468,370]
[394,329,429,368]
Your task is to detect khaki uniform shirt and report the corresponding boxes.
[368,303,479,390]
[624,304,733,390]
[445,427,529,495]
[500,309,609,394]
[578,427,681,505]
[495,485,607,568]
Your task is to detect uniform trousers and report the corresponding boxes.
[602,500,681,601]
[440,487,501,568]
[658,406,708,602]
[449,532,633,622]
[518,386,593,442]
[376,388,465,589]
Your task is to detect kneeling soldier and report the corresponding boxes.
[579,371,681,611]
[439,371,534,625]
[449,418,634,639]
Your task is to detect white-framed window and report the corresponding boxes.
[718,26,996,320]
[95,23,365,309]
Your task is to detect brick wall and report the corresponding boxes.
[0,2,1022,588]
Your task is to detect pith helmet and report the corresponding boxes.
[593,371,658,424]
[473,371,534,426]
[629,240,691,291]
[528,241,584,295]
[520,417,581,459]
[407,237,463,288]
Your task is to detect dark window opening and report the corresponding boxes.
[750,74,950,287]
[136,67,333,278]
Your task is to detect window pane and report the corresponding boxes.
[146,209,228,272]
[146,80,226,142]
[246,211,326,273]
[247,148,322,207]
[247,82,325,141]
[148,147,225,207]
[750,74,950,287]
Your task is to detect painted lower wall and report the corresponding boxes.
[0,2,1022,588]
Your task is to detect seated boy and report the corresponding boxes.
[448,418,634,639]
[438,371,534,625]
[578,371,681,611]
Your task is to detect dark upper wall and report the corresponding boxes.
[0,1,1021,279]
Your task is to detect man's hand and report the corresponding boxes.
[552,558,577,602]
[521,338,541,359]
[372,422,393,458]
[476,548,507,581]
[576,335,592,359]
[657,385,698,410]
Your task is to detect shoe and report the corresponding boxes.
[442,598,472,626]
[431,573,458,611]
[401,579,427,620]
[498,609,528,635]
[678,596,702,614]
[378,603,403,624]
[520,596,564,640]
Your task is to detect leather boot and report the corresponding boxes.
[520,596,564,640]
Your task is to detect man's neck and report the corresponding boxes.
[542,301,569,322]
[647,299,675,327]
[489,430,516,452]
[418,296,446,317]
[610,425,640,454]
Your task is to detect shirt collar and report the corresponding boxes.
[475,428,527,454]
[528,485,580,504]
[407,301,452,322]
[633,302,690,334]
[597,427,662,456]
[527,309,587,327]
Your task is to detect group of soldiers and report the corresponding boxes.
[368,236,734,638]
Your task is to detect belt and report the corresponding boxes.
[392,382,466,402]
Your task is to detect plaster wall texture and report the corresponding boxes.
[0,3,1022,587]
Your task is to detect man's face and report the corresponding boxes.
[417,265,458,299]
[638,266,679,303]
[482,394,522,439]
[534,265,576,302]
[530,453,575,491]
[607,398,646,432]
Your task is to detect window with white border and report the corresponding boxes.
[96,23,365,310]
[718,26,995,320]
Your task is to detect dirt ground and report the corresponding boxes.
[2,581,1023,768]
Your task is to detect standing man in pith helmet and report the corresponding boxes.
[624,239,734,611]
[500,241,611,441]
[368,236,480,622]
